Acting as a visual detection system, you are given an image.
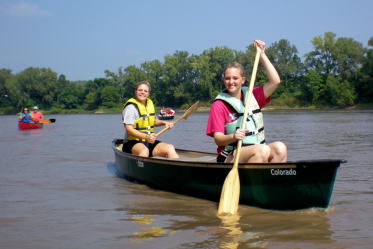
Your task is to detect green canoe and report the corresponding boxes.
[158,115,174,120]
[112,138,346,211]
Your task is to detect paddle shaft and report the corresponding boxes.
[218,46,262,215]
[233,46,262,166]
[156,113,185,136]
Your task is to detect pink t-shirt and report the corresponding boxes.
[31,112,44,122]
[206,85,270,155]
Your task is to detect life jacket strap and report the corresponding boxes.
[141,113,155,120]
[245,127,264,136]
[237,109,261,118]
[137,126,154,131]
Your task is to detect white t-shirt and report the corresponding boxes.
[122,104,140,143]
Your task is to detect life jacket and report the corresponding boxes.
[123,98,156,142]
[20,112,31,123]
[214,86,265,152]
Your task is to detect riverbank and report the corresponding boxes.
[2,104,373,115]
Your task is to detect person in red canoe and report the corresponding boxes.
[167,108,175,116]
[159,106,167,117]
[19,107,31,123]
[30,106,44,123]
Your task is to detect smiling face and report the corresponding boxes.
[222,67,246,98]
[134,83,150,104]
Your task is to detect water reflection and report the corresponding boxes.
[110,167,335,248]
[218,214,243,248]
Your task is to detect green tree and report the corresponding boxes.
[303,70,325,104]
[84,92,99,110]
[59,82,84,109]
[326,74,355,106]
[101,85,120,108]
[0,69,13,108]
[305,32,338,74]
[356,36,373,102]
[105,67,125,100]
[268,39,300,87]
[160,51,194,106]
[202,46,236,92]
[334,37,365,80]
[190,55,215,100]
[56,74,69,103]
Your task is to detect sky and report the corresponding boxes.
[0,0,372,81]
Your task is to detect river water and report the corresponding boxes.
[1,110,372,249]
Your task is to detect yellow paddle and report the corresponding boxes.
[156,101,199,137]
[38,119,56,124]
[218,46,262,215]
[38,119,51,124]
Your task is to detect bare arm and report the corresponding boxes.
[154,120,174,129]
[125,124,147,140]
[254,40,281,99]
[213,129,246,146]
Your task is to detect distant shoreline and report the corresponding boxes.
[2,104,372,115]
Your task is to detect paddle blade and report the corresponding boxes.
[180,101,199,121]
[39,119,51,124]
[218,167,240,215]
[49,119,56,123]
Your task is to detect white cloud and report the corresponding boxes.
[8,3,52,17]
[126,50,140,55]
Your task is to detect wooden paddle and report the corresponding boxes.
[39,119,56,124]
[156,101,199,137]
[218,46,262,215]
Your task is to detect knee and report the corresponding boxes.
[256,144,271,159]
[273,142,287,155]
[166,144,176,154]
[138,149,149,157]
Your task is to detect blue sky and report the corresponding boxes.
[1,0,372,81]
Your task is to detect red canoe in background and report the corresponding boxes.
[19,121,43,130]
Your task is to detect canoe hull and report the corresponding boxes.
[158,115,174,120]
[19,122,43,130]
[112,139,343,210]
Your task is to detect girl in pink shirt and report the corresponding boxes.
[206,40,287,163]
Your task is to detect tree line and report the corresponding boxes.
[1,32,372,114]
